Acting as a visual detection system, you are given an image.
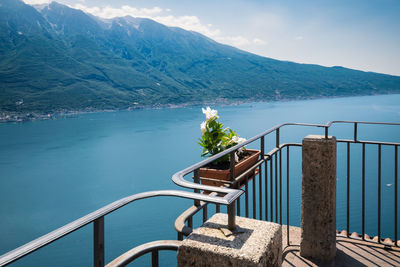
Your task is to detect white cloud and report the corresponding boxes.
[253,38,267,45]
[72,4,222,38]
[295,36,304,41]
[216,36,251,47]
[154,15,221,37]
[23,0,51,4]
[72,4,163,19]
[69,4,256,50]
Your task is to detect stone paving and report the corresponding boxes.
[282,226,400,267]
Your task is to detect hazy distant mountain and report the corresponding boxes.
[1,0,400,115]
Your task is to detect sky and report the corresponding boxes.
[23,0,400,76]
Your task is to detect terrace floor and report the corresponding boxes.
[282,226,400,267]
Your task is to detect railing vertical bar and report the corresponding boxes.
[362,143,366,241]
[229,152,235,183]
[354,122,358,142]
[188,217,193,229]
[259,170,263,220]
[276,128,280,148]
[265,155,268,221]
[275,153,278,223]
[194,169,200,207]
[260,137,264,220]
[325,127,328,139]
[93,217,104,267]
[275,127,279,223]
[237,187,241,216]
[347,142,350,237]
[395,145,398,246]
[286,146,290,245]
[178,232,183,241]
[378,144,381,243]
[229,151,236,229]
[245,176,249,218]
[270,155,273,221]
[152,250,158,267]
[228,202,236,230]
[279,149,282,225]
[253,169,256,219]
[203,204,208,223]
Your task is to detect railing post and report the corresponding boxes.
[194,169,200,207]
[260,137,264,220]
[228,151,237,230]
[228,201,236,231]
[300,135,336,260]
[178,232,183,241]
[203,205,208,223]
[276,128,280,148]
[94,217,105,267]
[229,151,235,182]
[152,250,159,267]
[354,122,358,142]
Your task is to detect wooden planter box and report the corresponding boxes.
[199,149,261,187]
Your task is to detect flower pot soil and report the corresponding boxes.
[199,149,261,187]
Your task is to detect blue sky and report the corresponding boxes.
[24,0,400,76]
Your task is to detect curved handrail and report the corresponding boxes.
[174,205,198,237]
[172,122,326,188]
[175,202,207,237]
[0,190,239,266]
[105,240,181,267]
[173,120,400,191]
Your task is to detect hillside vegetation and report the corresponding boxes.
[1,0,400,120]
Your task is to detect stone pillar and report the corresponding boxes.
[300,135,336,260]
[178,213,282,267]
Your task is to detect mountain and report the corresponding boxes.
[1,0,400,118]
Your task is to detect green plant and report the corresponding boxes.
[198,107,246,164]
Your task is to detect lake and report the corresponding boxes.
[1,94,399,266]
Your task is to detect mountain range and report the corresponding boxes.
[1,0,400,118]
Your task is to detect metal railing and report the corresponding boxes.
[175,121,400,249]
[335,122,399,246]
[0,190,243,266]
[1,121,399,267]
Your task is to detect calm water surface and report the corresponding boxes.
[0,94,399,266]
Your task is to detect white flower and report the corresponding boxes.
[232,136,246,153]
[202,106,218,120]
[238,137,246,144]
[200,121,207,132]
[232,136,246,144]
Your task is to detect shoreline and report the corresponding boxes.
[1,92,397,123]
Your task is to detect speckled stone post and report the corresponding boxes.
[177,213,282,267]
[300,135,336,260]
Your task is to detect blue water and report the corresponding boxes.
[0,94,399,266]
